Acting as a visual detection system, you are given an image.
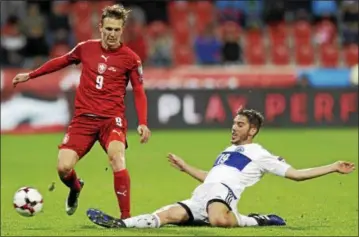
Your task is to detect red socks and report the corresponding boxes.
[114,169,131,219]
[59,169,81,192]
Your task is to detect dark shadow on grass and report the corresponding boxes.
[23,227,53,231]
[281,225,330,231]
[78,224,215,236]
[78,224,101,230]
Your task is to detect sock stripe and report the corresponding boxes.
[153,214,161,228]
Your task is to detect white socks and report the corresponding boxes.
[121,212,257,228]
[238,214,258,227]
[123,214,161,228]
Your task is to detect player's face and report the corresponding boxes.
[100,17,124,49]
[231,115,257,145]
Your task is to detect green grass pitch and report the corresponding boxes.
[1,129,358,236]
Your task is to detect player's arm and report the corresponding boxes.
[12,44,82,87]
[257,152,355,182]
[167,153,208,182]
[128,57,150,143]
[284,161,355,182]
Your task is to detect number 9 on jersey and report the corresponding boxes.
[96,75,104,89]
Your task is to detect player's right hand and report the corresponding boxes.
[12,73,30,88]
[167,153,187,172]
[334,161,355,174]
[137,124,151,144]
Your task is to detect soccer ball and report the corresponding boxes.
[13,187,43,217]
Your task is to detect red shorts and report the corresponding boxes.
[58,114,128,158]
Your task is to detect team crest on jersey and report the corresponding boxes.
[98,63,107,74]
[235,146,245,152]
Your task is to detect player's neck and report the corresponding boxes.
[234,140,252,146]
[101,41,122,51]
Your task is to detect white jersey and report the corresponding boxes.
[203,143,291,198]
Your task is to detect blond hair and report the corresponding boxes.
[101,4,131,25]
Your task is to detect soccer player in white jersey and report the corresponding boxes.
[87,109,355,228]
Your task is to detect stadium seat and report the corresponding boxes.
[174,45,195,65]
[295,43,315,66]
[268,21,288,46]
[314,20,336,45]
[71,1,92,19]
[244,29,263,46]
[168,1,193,24]
[172,20,191,45]
[343,44,359,67]
[271,44,290,65]
[245,43,266,65]
[71,1,93,42]
[319,43,339,67]
[293,20,312,45]
[193,1,215,34]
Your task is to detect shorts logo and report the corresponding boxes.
[98,63,107,74]
[112,129,123,136]
[63,133,69,144]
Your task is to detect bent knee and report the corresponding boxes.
[107,142,126,171]
[57,149,79,174]
[158,205,189,224]
[209,216,234,228]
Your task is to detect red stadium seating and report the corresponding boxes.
[245,43,266,65]
[271,44,290,65]
[314,20,337,46]
[293,20,312,45]
[193,1,215,34]
[319,44,339,67]
[71,1,92,19]
[244,29,263,46]
[268,22,288,46]
[168,1,192,24]
[295,43,315,66]
[174,45,195,65]
[343,44,359,67]
[172,20,191,45]
[71,1,93,42]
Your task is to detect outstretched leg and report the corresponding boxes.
[87,204,189,228]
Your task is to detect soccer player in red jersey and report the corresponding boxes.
[12,5,150,219]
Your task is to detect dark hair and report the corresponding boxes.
[237,108,264,136]
[101,4,131,25]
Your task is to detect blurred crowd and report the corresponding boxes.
[1,0,358,69]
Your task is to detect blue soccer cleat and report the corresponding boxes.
[248,213,286,226]
[87,208,126,228]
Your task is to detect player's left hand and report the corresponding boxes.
[334,161,355,174]
[137,124,151,144]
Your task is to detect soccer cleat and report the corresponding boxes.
[248,213,286,226]
[87,208,126,228]
[65,179,84,216]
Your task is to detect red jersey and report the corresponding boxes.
[28,39,147,125]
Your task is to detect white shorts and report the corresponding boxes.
[154,183,240,226]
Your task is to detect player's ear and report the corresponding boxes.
[99,23,103,33]
[249,126,257,136]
